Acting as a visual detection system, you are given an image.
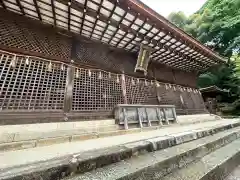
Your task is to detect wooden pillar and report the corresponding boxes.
[156,108,163,126]
[163,108,170,125]
[145,108,152,127]
[121,73,128,104]
[172,107,178,123]
[123,108,128,130]
[63,65,74,115]
[137,108,143,128]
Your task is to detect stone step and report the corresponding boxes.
[0,114,220,152]
[0,125,184,152]
[161,139,240,180]
[0,120,117,144]
[61,127,240,180]
[0,124,120,152]
[225,165,240,180]
[0,115,230,152]
[1,120,240,180]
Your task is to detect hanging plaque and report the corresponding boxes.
[135,44,152,75]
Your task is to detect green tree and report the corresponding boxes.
[197,58,240,102]
[168,0,240,115]
[168,11,187,29]
[197,54,240,115]
[230,54,240,77]
[184,0,240,56]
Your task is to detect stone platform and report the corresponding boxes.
[0,117,240,180]
[0,114,218,151]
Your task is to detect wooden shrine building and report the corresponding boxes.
[0,0,226,124]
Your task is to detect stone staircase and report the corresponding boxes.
[0,117,240,180]
[0,114,218,152]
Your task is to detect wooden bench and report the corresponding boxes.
[115,104,178,129]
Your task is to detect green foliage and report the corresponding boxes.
[230,54,240,76]
[197,56,240,115]
[167,0,240,115]
[168,0,240,56]
[220,99,240,115]
[167,11,187,29]
[185,0,240,56]
[197,57,240,103]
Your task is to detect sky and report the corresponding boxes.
[140,0,207,17]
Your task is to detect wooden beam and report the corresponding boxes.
[79,0,87,35]
[51,0,56,26]
[155,37,208,68]
[115,14,138,47]
[68,1,71,31]
[107,10,128,44]
[168,59,205,70]
[128,26,157,52]
[122,0,223,64]
[122,18,148,49]
[151,33,172,59]
[99,1,117,41]
[0,0,6,9]
[33,0,42,21]
[153,38,183,61]
[55,0,216,70]
[124,0,225,63]
[16,0,25,15]
[90,0,103,39]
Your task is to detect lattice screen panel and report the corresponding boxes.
[155,84,179,106]
[191,92,206,110]
[181,91,195,110]
[0,51,67,111]
[125,76,158,105]
[0,50,207,115]
[0,10,72,61]
[72,68,123,111]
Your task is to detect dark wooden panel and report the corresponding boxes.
[72,38,197,87]
[0,9,72,61]
[173,70,198,87]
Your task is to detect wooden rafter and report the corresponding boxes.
[1,0,223,72]
[56,0,212,70]
[115,14,138,47]
[90,0,103,39]
[0,0,6,9]
[154,39,178,60]
[155,37,210,68]
[99,1,117,41]
[151,33,171,59]
[88,2,213,68]
[149,28,160,41]
[16,0,25,15]
[168,58,206,70]
[80,0,87,35]
[160,45,206,68]
[107,10,128,44]
[33,0,42,21]
[123,18,148,49]
[159,42,187,64]
[123,18,151,51]
[68,1,71,31]
[127,24,157,51]
[51,0,56,26]
[124,0,224,63]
